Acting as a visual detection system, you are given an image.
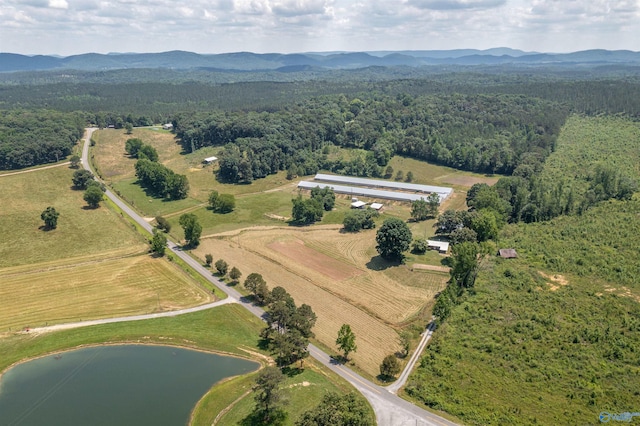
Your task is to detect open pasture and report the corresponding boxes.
[92,128,297,216]
[388,156,500,189]
[0,254,213,332]
[0,165,146,268]
[195,225,448,376]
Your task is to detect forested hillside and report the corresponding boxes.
[174,93,567,182]
[0,110,85,169]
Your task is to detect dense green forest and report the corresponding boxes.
[0,110,85,169]
[2,71,640,171]
[174,93,567,182]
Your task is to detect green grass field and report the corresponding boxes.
[0,305,373,426]
[0,166,146,268]
[405,115,640,425]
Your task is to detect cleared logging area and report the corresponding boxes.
[195,226,448,375]
[0,255,213,332]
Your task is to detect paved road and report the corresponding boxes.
[79,128,458,426]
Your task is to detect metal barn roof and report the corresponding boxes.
[298,181,449,203]
[313,173,453,197]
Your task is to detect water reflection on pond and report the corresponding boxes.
[0,345,259,426]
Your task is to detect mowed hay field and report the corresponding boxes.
[0,255,213,331]
[0,163,212,332]
[0,166,146,268]
[194,226,449,376]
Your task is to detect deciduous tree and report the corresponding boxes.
[380,354,401,379]
[178,213,202,247]
[253,366,287,424]
[451,242,479,288]
[150,230,167,256]
[375,218,412,261]
[83,184,103,208]
[155,216,171,232]
[410,198,430,221]
[125,138,143,157]
[296,392,373,426]
[70,155,81,168]
[72,169,94,189]
[229,267,242,282]
[41,206,60,229]
[215,259,228,276]
[336,324,357,360]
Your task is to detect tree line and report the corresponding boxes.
[173,92,568,183]
[0,109,85,170]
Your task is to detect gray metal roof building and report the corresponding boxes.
[313,173,453,199]
[298,181,449,203]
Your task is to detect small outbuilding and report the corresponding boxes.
[203,156,218,164]
[427,240,450,254]
[499,249,518,259]
[351,200,367,209]
[162,123,173,130]
[369,202,384,211]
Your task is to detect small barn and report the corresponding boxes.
[427,240,450,254]
[203,156,218,164]
[351,200,367,209]
[499,249,518,259]
[370,202,384,211]
[162,123,173,130]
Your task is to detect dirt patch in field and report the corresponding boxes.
[603,286,640,303]
[264,213,289,221]
[412,263,450,273]
[539,271,569,291]
[440,175,499,187]
[194,226,449,376]
[269,239,363,281]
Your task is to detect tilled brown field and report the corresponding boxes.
[195,225,448,376]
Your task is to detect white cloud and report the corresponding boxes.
[49,0,68,9]
[408,0,506,11]
[0,0,638,55]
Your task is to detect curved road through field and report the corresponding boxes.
[56,128,457,426]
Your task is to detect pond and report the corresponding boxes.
[0,345,259,426]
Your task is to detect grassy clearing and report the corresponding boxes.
[0,305,373,426]
[540,115,640,192]
[193,226,448,377]
[405,115,640,425]
[388,156,500,189]
[194,359,373,426]
[0,305,263,376]
[0,165,146,268]
[0,254,214,332]
[111,178,203,217]
[211,363,374,426]
[168,191,295,239]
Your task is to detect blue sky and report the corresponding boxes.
[1,0,638,55]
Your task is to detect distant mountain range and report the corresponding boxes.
[2,49,640,72]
